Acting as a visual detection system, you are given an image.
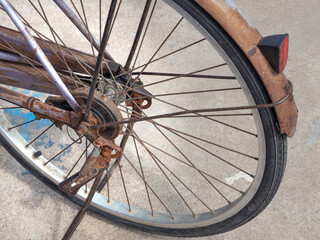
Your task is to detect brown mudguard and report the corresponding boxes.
[195,0,298,137]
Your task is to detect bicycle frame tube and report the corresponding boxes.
[0,0,81,113]
[194,0,298,137]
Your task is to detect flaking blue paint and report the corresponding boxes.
[22,170,31,176]
[4,90,51,142]
[224,0,254,27]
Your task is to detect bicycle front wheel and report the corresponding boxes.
[0,0,287,237]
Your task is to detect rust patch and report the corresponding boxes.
[0,26,120,75]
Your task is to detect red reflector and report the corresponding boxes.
[279,35,289,73]
[258,33,289,73]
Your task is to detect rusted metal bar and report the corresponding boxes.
[0,0,81,112]
[194,0,298,137]
[0,60,77,95]
[0,26,120,75]
[0,85,73,125]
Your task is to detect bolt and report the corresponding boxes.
[99,161,105,166]
[104,88,116,99]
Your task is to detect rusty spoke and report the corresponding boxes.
[130,87,241,100]
[26,123,54,148]
[142,96,258,137]
[45,135,84,165]
[24,1,95,77]
[124,0,152,70]
[35,0,84,89]
[132,130,197,216]
[85,0,118,120]
[79,0,97,61]
[131,0,158,70]
[155,122,258,160]
[8,118,37,130]
[128,17,184,89]
[0,106,23,110]
[121,152,174,219]
[131,71,236,80]
[124,127,244,194]
[65,140,91,178]
[115,38,206,79]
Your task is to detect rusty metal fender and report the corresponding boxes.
[194,0,298,137]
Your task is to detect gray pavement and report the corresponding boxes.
[0,0,319,239]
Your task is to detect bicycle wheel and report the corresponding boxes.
[0,0,287,237]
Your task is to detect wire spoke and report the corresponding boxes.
[131,64,227,92]
[8,118,36,130]
[131,87,241,100]
[35,0,84,88]
[132,0,157,70]
[121,152,174,219]
[128,17,184,89]
[117,156,131,212]
[155,122,258,160]
[124,0,152,70]
[85,0,118,120]
[80,0,97,61]
[65,139,91,178]
[157,122,254,178]
[132,129,206,216]
[150,121,232,205]
[132,133,154,215]
[122,94,232,205]
[131,71,236,80]
[0,106,23,110]
[45,135,83,165]
[132,38,206,73]
[149,97,258,137]
[113,38,207,80]
[127,130,244,194]
[26,123,54,148]
[23,2,94,77]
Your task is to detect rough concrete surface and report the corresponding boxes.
[0,0,319,239]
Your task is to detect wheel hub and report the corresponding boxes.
[45,87,123,140]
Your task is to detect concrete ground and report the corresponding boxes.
[0,0,319,239]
